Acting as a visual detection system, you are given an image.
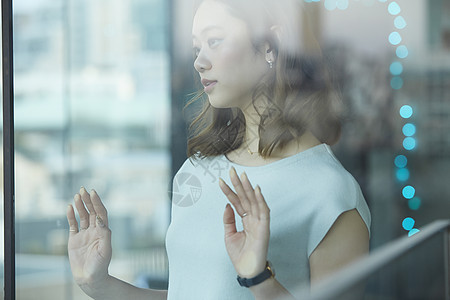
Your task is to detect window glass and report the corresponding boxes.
[13,0,170,298]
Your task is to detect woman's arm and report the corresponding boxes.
[83,275,167,300]
[249,209,369,300]
[309,209,369,297]
[248,277,296,300]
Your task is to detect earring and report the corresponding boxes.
[267,60,273,69]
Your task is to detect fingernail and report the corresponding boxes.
[219,178,224,186]
[241,172,247,180]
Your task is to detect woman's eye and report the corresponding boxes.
[192,38,222,57]
[208,38,222,48]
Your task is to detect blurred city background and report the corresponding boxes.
[1,0,449,299]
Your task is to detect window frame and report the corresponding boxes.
[2,0,16,298]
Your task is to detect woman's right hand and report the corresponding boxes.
[66,187,112,296]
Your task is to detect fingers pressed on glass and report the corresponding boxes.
[90,189,109,228]
[219,178,246,217]
[240,172,259,217]
[80,187,97,227]
[229,167,251,213]
[67,204,79,234]
[255,186,270,220]
[74,193,90,230]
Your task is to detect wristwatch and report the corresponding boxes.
[237,261,275,287]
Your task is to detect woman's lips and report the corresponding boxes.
[202,79,218,93]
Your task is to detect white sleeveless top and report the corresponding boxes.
[165,144,371,299]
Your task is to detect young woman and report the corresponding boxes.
[66,0,371,299]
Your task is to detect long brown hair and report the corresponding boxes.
[185,0,342,159]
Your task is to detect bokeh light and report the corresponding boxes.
[399,105,413,118]
[396,45,409,58]
[408,228,420,236]
[303,0,418,242]
[336,0,349,10]
[385,1,420,237]
[396,168,410,181]
[395,155,408,168]
[389,32,402,45]
[403,137,416,150]
[391,76,403,89]
[394,16,407,29]
[390,62,403,76]
[402,123,416,136]
[388,2,401,15]
[402,185,416,199]
[402,217,415,231]
[408,197,422,210]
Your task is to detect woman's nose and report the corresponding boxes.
[194,50,211,73]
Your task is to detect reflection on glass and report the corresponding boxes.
[389,31,402,45]
[390,61,403,75]
[396,45,409,58]
[402,123,416,137]
[395,155,408,168]
[408,197,421,211]
[394,16,407,29]
[396,168,410,182]
[388,2,401,16]
[400,105,413,119]
[12,0,169,298]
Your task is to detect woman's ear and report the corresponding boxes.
[270,25,282,43]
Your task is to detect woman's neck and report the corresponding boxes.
[238,103,321,159]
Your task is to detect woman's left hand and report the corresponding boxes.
[219,166,270,278]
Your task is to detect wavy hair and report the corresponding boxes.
[185,0,342,159]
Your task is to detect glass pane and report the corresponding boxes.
[13,0,170,299]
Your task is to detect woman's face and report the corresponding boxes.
[192,0,269,109]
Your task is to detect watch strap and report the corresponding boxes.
[236,261,275,287]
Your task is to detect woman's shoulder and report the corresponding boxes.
[175,152,229,179]
[297,145,362,195]
[176,153,208,172]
